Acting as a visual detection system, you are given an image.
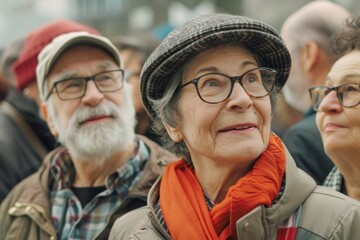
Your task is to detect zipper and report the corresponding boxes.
[147,207,172,240]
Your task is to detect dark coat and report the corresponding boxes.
[282,108,334,184]
[0,88,56,202]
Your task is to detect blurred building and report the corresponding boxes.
[0,0,359,48]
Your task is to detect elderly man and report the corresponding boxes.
[0,31,176,239]
[280,1,351,184]
[0,20,99,203]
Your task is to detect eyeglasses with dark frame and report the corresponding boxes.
[45,69,125,101]
[179,67,277,104]
[309,83,360,111]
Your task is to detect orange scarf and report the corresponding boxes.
[160,133,286,240]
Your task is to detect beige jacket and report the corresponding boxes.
[109,150,360,240]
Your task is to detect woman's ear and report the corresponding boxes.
[163,122,183,142]
[41,103,58,137]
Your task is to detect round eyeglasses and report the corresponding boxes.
[179,67,277,104]
[45,69,125,101]
[309,83,360,111]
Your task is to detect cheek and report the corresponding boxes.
[56,102,78,129]
[348,111,360,132]
[58,108,72,129]
[257,99,272,147]
[179,97,214,139]
[109,91,126,108]
[260,99,272,127]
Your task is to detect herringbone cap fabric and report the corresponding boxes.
[141,13,291,119]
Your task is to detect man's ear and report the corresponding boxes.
[41,103,58,137]
[301,41,330,85]
[163,122,183,143]
[301,41,320,73]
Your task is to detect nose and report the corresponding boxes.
[226,82,253,111]
[318,90,343,113]
[81,80,104,106]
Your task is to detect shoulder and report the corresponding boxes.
[137,135,177,165]
[0,150,56,209]
[109,207,162,240]
[299,186,360,239]
[0,109,25,142]
[303,185,359,209]
[0,171,39,237]
[282,117,317,139]
[0,168,42,209]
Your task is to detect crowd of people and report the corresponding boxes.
[0,0,360,239]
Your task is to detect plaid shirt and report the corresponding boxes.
[50,139,149,240]
[323,167,344,193]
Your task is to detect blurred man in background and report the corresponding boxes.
[0,38,24,101]
[280,0,351,184]
[0,19,99,202]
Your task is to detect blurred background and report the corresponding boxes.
[1,0,359,48]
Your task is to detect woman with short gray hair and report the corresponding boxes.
[110,13,360,240]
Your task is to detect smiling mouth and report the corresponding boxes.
[80,115,113,125]
[219,125,256,132]
[324,123,345,132]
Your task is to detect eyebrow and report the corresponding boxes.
[97,61,119,71]
[52,61,119,82]
[195,61,258,76]
[53,70,77,82]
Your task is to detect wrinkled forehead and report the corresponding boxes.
[49,45,119,76]
[326,51,360,85]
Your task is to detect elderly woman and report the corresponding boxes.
[110,13,360,240]
[309,17,360,200]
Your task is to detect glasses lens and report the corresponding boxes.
[197,73,231,103]
[56,79,86,100]
[338,83,360,107]
[242,68,275,97]
[309,86,329,111]
[95,70,124,92]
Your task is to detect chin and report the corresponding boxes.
[224,146,264,163]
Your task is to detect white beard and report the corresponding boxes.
[281,52,311,113]
[48,85,136,165]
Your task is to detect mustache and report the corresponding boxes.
[72,102,120,127]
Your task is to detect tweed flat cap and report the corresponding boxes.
[141,13,291,119]
[36,31,121,99]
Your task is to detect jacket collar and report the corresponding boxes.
[145,145,317,239]
[262,147,316,235]
[16,135,177,202]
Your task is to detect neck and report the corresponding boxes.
[330,152,360,201]
[72,141,136,187]
[194,158,255,203]
[345,181,360,201]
